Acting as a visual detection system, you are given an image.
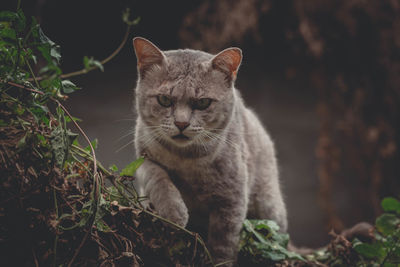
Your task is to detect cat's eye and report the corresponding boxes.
[192,98,212,110]
[157,95,173,107]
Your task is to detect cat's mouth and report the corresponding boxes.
[172,134,190,141]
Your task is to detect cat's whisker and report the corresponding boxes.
[139,128,164,149]
[113,118,136,122]
[206,127,257,135]
[203,130,241,151]
[196,133,208,153]
[115,139,135,153]
[116,129,135,142]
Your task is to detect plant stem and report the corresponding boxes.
[6,81,101,267]
[108,176,215,267]
[53,188,59,267]
[60,25,131,80]
[24,57,40,88]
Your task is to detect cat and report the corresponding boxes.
[132,37,287,266]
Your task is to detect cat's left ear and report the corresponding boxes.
[211,48,242,81]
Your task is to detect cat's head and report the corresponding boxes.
[133,37,242,148]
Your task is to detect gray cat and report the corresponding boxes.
[132,37,287,266]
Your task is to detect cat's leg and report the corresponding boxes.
[137,160,189,227]
[253,179,288,232]
[207,194,247,266]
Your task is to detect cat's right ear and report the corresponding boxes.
[211,48,242,83]
[133,37,166,77]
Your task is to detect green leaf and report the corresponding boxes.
[15,9,26,31]
[83,56,89,69]
[168,240,186,257]
[84,138,98,151]
[376,213,400,236]
[240,219,303,262]
[14,104,25,115]
[0,11,17,21]
[61,79,79,94]
[0,119,7,127]
[0,28,16,40]
[263,250,286,261]
[64,115,82,123]
[83,56,103,71]
[17,133,28,149]
[50,47,61,63]
[122,8,141,26]
[50,125,68,167]
[96,220,111,232]
[92,59,104,72]
[120,157,144,176]
[353,241,386,260]
[109,164,119,172]
[382,197,400,214]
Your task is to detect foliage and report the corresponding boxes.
[239,219,303,264]
[2,5,400,267]
[301,197,400,267]
[352,197,400,266]
[0,6,213,267]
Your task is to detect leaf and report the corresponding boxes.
[17,133,28,149]
[168,240,186,256]
[83,56,103,71]
[64,115,82,123]
[120,157,144,176]
[61,79,79,94]
[122,8,141,26]
[263,250,286,261]
[240,219,303,262]
[14,104,25,115]
[84,138,98,152]
[96,220,111,232]
[0,28,16,40]
[382,197,400,214]
[50,125,68,167]
[353,241,386,260]
[83,56,89,69]
[0,11,17,21]
[50,47,61,63]
[376,213,400,236]
[15,9,26,31]
[0,119,7,127]
[109,164,119,172]
[66,129,78,145]
[92,60,104,72]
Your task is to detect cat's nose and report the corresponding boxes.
[174,121,190,131]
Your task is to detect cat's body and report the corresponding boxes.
[133,37,287,266]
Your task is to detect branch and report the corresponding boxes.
[5,81,100,267]
[60,25,131,79]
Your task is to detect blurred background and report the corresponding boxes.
[2,0,400,247]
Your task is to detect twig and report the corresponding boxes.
[380,235,400,267]
[192,232,198,263]
[5,81,100,267]
[60,25,131,79]
[53,188,59,267]
[32,247,39,267]
[6,81,215,266]
[6,81,98,181]
[108,177,215,267]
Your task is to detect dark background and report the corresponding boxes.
[2,0,400,247]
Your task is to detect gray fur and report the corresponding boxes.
[132,37,287,266]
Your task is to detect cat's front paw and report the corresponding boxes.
[157,200,189,227]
